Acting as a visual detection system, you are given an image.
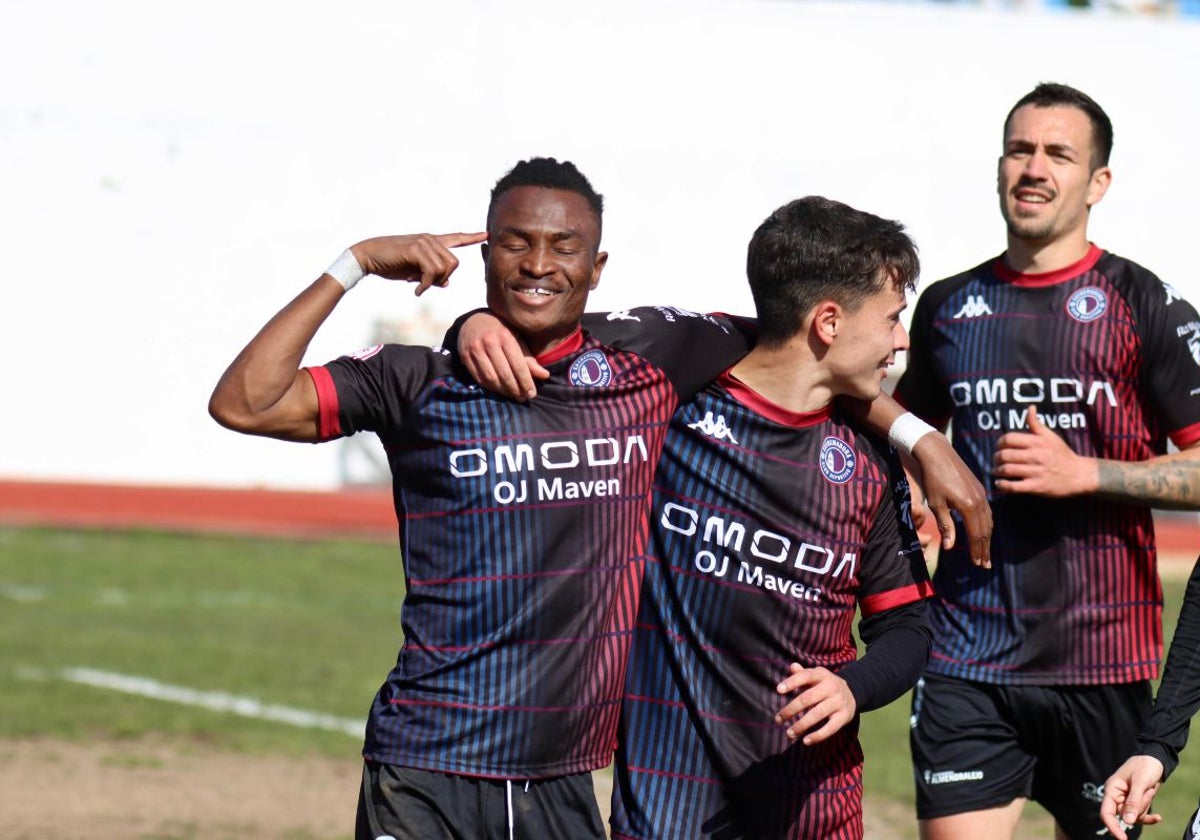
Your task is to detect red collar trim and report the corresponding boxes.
[996,244,1103,287]
[719,371,831,428]
[536,328,584,365]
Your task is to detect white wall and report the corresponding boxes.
[2,0,1197,489]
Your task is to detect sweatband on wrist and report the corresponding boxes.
[888,411,936,455]
[325,249,365,291]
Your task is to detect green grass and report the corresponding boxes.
[1,525,1197,838]
[0,526,400,758]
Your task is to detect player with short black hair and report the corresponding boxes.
[209,157,759,839]
[897,82,1200,840]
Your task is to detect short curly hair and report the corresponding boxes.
[488,157,604,237]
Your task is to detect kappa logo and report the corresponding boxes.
[1066,286,1108,323]
[952,295,994,319]
[819,436,856,484]
[687,411,739,444]
[569,349,612,387]
[1165,281,1183,306]
[607,310,641,322]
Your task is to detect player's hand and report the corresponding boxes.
[1099,755,1165,839]
[993,406,1098,498]
[907,432,992,568]
[349,232,488,297]
[774,663,856,745]
[458,311,549,401]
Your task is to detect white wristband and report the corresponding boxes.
[888,411,936,455]
[325,249,365,291]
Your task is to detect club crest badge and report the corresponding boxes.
[819,436,856,484]
[570,349,612,387]
[1065,287,1107,323]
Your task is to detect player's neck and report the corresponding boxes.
[1003,230,1092,275]
[730,345,832,414]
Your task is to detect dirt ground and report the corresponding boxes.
[0,737,362,840]
[0,737,919,840]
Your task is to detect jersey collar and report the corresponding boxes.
[995,244,1103,288]
[719,371,831,428]
[536,328,585,365]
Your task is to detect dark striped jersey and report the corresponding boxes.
[611,373,931,840]
[896,246,1200,686]
[306,307,749,779]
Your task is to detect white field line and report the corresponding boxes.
[51,667,364,738]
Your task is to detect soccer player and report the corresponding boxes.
[1100,555,1200,839]
[895,83,1200,840]
[208,157,760,839]
[609,196,934,839]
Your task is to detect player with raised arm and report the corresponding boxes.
[209,158,760,840]
[896,83,1200,840]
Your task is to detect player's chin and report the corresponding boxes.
[849,380,883,402]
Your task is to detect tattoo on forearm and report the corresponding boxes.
[1096,460,1200,510]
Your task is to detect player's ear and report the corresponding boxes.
[812,301,841,347]
[1087,166,1112,208]
[589,250,608,290]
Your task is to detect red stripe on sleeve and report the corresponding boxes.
[303,366,342,440]
[859,579,935,618]
[1170,420,1200,450]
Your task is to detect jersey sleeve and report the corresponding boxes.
[305,344,445,441]
[1127,274,1200,448]
[894,280,956,429]
[856,444,934,618]
[837,442,933,711]
[839,601,931,713]
[1134,555,1200,779]
[581,307,755,400]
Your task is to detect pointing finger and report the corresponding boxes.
[436,231,489,249]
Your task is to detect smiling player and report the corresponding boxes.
[897,83,1200,840]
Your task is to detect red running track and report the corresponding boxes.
[0,479,1196,562]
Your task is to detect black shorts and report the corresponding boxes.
[909,673,1152,838]
[1184,801,1200,840]
[354,761,606,840]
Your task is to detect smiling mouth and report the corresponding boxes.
[1014,187,1053,205]
[512,286,558,298]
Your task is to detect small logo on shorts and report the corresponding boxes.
[569,349,612,387]
[923,769,984,785]
[1066,287,1108,322]
[819,437,856,484]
